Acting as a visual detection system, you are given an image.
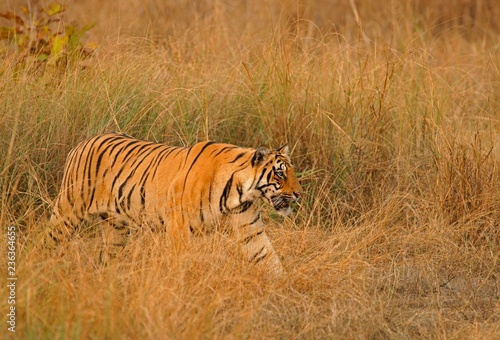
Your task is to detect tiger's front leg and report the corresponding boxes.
[229,208,284,277]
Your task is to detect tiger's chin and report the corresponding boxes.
[276,206,291,216]
[270,196,294,216]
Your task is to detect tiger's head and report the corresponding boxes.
[252,145,303,216]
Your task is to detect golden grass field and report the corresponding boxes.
[0,0,499,338]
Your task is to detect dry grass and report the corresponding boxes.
[1,0,499,338]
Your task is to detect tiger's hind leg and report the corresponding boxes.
[98,214,132,265]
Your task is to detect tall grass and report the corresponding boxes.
[1,0,499,338]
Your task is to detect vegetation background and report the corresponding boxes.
[0,0,499,338]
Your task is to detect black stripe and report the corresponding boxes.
[117,141,143,162]
[212,146,235,158]
[257,183,280,192]
[241,230,264,244]
[71,136,95,201]
[87,185,96,211]
[80,136,103,212]
[116,143,161,203]
[249,246,266,263]
[135,149,158,210]
[229,152,246,164]
[246,213,261,226]
[208,178,214,205]
[253,251,269,264]
[236,183,243,202]
[91,135,119,178]
[88,136,120,210]
[140,185,146,207]
[110,142,144,191]
[255,168,268,188]
[233,201,253,214]
[183,145,195,168]
[114,198,121,214]
[266,169,273,182]
[94,148,107,179]
[113,223,129,231]
[151,146,178,179]
[72,138,94,204]
[110,140,141,167]
[135,159,154,187]
[107,138,131,160]
[199,194,205,222]
[219,174,233,213]
[126,184,136,211]
[182,141,216,192]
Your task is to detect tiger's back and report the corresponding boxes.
[50,132,303,274]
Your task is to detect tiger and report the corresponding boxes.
[49,132,303,275]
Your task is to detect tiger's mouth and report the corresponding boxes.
[270,195,295,216]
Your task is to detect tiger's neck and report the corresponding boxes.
[217,168,262,216]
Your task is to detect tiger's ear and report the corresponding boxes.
[252,146,270,166]
[277,144,289,155]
